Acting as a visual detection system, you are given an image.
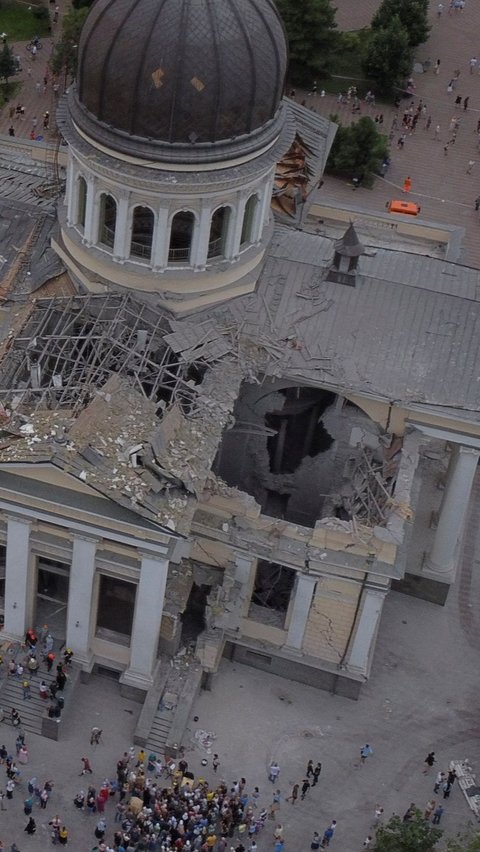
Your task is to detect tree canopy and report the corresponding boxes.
[275,0,338,86]
[326,115,389,185]
[363,16,414,94]
[371,0,430,47]
[50,7,89,82]
[0,42,17,87]
[373,812,443,852]
[446,828,480,852]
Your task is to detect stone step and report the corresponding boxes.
[0,669,65,736]
[146,709,174,755]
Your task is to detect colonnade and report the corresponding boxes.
[3,520,169,690]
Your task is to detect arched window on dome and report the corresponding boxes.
[208,206,231,260]
[168,211,195,264]
[98,193,117,249]
[240,194,260,247]
[77,176,87,229]
[130,205,154,262]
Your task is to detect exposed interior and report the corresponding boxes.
[214,380,400,528]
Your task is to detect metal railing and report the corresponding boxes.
[207,236,224,259]
[130,238,152,260]
[168,246,191,263]
[99,223,115,248]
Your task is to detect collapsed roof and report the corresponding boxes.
[0,292,242,532]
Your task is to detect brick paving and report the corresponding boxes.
[303,0,480,268]
[0,2,66,144]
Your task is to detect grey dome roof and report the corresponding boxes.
[74,0,288,160]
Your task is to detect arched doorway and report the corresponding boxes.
[208,206,231,259]
[98,194,117,248]
[130,205,154,261]
[168,211,195,264]
[77,176,87,228]
[240,194,259,246]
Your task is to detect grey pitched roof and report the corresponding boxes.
[215,225,480,420]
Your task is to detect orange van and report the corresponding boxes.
[386,199,421,215]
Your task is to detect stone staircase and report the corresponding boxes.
[146,703,175,756]
[0,669,57,735]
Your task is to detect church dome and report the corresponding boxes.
[74,0,288,162]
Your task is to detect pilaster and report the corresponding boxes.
[65,534,98,669]
[121,553,169,690]
[284,573,317,651]
[425,444,480,581]
[113,192,131,262]
[3,516,33,639]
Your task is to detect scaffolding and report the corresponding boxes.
[0,292,226,416]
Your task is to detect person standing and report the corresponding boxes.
[306,760,314,777]
[423,752,435,773]
[434,771,446,793]
[403,176,412,193]
[373,805,384,827]
[467,160,475,174]
[287,783,299,804]
[424,800,436,820]
[24,816,36,834]
[433,805,444,824]
[321,826,334,847]
[80,756,93,775]
[448,768,457,786]
[443,780,452,799]
[311,832,321,850]
[301,778,311,800]
[268,762,280,783]
[360,744,373,764]
[212,754,220,773]
[363,838,372,850]
[312,762,322,786]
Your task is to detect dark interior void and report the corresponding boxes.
[249,560,295,628]
[213,382,339,527]
[181,582,210,645]
[266,387,335,473]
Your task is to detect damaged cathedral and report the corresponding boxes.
[0,0,478,747]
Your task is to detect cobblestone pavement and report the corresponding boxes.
[302,1,480,268]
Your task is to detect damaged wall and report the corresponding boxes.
[302,576,360,663]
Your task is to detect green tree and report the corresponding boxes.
[371,0,430,47]
[50,6,89,82]
[275,0,338,86]
[446,828,480,852]
[363,16,414,94]
[0,42,17,88]
[326,115,389,185]
[373,812,443,852]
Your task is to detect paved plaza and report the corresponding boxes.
[0,492,479,852]
[0,1,478,850]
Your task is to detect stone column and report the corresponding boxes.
[258,174,274,240]
[121,553,169,691]
[192,206,211,269]
[83,176,97,246]
[347,587,386,674]
[230,195,248,259]
[152,207,169,270]
[426,444,479,579]
[65,160,75,224]
[285,573,317,650]
[113,193,131,262]
[3,516,32,638]
[65,534,98,668]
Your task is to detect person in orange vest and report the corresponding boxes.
[403,176,412,193]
